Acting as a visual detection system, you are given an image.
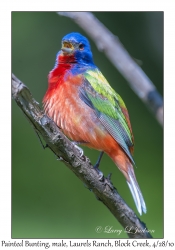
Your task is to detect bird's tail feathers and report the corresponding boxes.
[127,166,147,215]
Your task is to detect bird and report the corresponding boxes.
[43,32,146,215]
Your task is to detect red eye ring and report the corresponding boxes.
[79,44,84,50]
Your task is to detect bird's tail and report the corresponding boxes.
[109,149,146,215]
[126,165,147,215]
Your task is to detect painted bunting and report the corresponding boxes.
[43,32,146,215]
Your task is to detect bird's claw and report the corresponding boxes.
[56,156,63,161]
[44,143,49,149]
[104,173,113,190]
[94,166,104,181]
[98,170,104,181]
[72,142,84,157]
[107,172,112,181]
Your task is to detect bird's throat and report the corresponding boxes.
[59,54,77,64]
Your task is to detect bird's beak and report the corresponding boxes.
[61,42,74,54]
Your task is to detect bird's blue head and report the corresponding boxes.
[60,32,94,66]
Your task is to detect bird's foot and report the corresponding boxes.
[56,156,63,161]
[34,128,48,149]
[104,173,113,190]
[94,152,104,169]
[72,141,84,157]
[44,144,49,149]
[93,152,104,181]
[94,165,104,181]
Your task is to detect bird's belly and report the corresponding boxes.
[44,84,114,152]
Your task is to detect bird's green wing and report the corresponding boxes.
[79,68,135,164]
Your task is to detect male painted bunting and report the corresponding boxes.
[43,32,146,215]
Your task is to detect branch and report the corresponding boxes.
[58,12,163,126]
[12,73,152,239]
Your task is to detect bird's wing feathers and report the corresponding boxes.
[79,68,135,164]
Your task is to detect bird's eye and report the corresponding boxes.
[79,44,84,50]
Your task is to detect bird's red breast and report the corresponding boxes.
[43,55,119,154]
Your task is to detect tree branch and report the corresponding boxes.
[12,73,152,239]
[58,12,163,126]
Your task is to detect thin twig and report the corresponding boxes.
[58,12,163,126]
[12,73,152,239]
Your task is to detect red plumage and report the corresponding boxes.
[43,32,146,215]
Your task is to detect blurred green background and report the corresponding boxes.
[12,12,163,238]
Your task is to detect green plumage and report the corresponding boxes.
[80,68,134,164]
